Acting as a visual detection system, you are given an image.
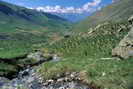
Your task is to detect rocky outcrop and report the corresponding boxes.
[112,27,133,59]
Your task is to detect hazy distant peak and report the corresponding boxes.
[112,0,121,3]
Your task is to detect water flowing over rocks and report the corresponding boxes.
[0,51,93,89]
[0,68,92,89]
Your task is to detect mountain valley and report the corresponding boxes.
[0,0,133,89]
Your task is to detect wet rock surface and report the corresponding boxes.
[0,51,60,79]
[0,51,92,89]
[0,68,91,89]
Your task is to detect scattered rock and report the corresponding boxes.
[0,51,93,89]
[0,68,94,89]
[41,71,91,89]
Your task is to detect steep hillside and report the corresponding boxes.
[74,0,133,32]
[54,13,89,22]
[0,1,71,58]
[0,1,70,33]
[0,0,72,78]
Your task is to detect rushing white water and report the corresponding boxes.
[0,52,90,89]
[0,67,90,89]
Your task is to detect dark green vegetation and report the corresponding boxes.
[74,0,133,32]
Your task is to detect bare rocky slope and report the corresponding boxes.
[112,18,133,59]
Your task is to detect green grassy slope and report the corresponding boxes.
[0,0,71,58]
[74,0,133,32]
[39,21,133,89]
[0,1,71,76]
[37,1,133,89]
[37,0,133,87]
[0,0,70,32]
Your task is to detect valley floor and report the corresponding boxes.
[0,21,133,89]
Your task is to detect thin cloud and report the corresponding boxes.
[33,0,102,13]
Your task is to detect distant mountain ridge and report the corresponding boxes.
[0,0,70,33]
[54,13,90,22]
[74,0,133,32]
[0,0,71,59]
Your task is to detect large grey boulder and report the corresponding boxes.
[27,51,45,62]
[112,27,133,59]
[27,51,61,65]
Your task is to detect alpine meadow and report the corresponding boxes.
[0,0,133,89]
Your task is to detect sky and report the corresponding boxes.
[1,0,113,14]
